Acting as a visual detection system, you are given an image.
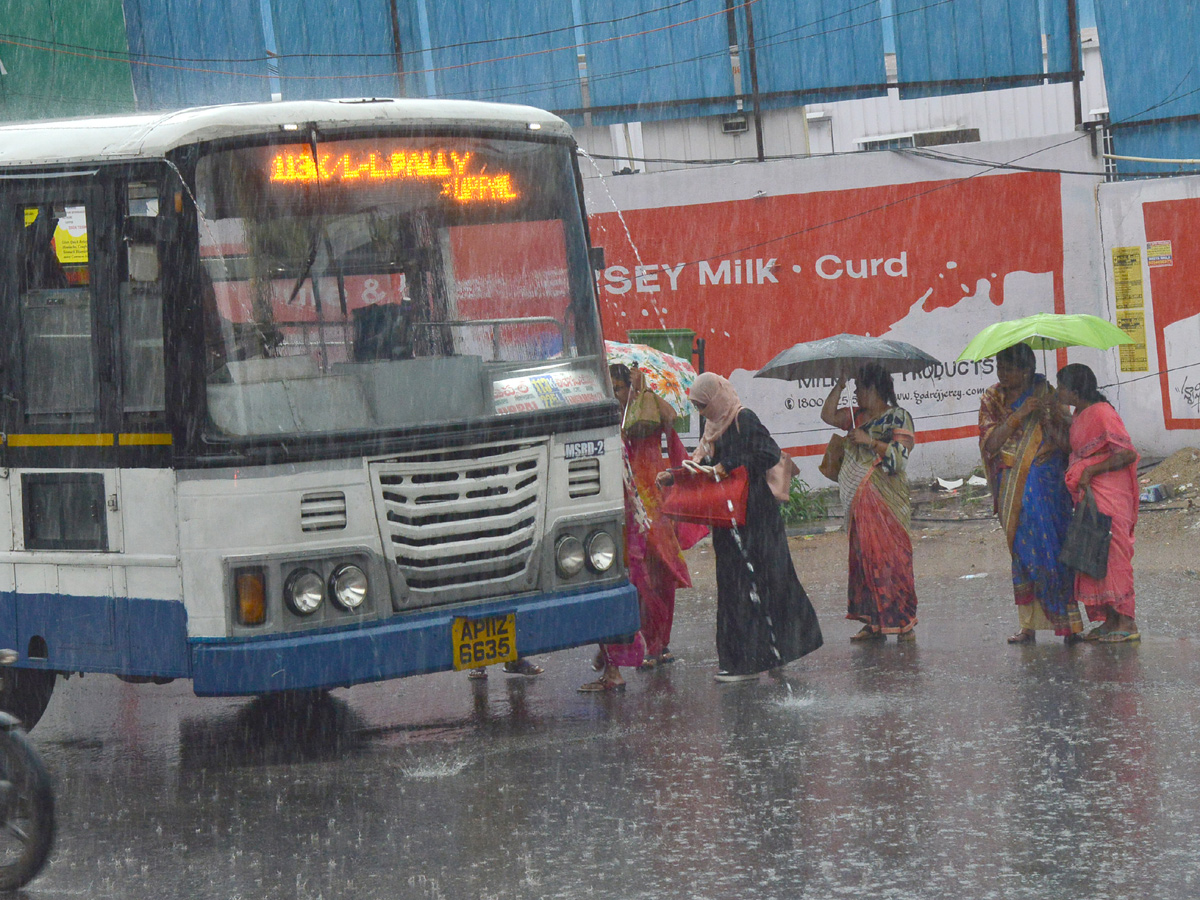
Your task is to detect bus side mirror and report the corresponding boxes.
[589,246,605,271]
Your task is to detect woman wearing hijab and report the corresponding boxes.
[820,363,918,641]
[1056,363,1140,642]
[658,373,822,681]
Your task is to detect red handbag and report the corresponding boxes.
[661,462,749,527]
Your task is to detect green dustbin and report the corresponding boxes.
[626,328,696,433]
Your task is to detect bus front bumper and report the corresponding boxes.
[189,581,639,696]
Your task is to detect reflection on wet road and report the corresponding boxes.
[23,566,1200,899]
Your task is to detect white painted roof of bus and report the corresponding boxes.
[0,98,573,169]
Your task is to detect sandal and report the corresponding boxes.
[658,650,676,665]
[1098,630,1141,643]
[578,678,625,692]
[896,630,916,643]
[1007,630,1035,644]
[850,627,884,642]
[467,667,488,680]
[637,657,659,670]
[503,659,544,676]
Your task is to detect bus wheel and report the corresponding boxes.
[0,670,57,730]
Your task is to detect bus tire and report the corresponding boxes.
[0,721,55,890]
[0,670,57,730]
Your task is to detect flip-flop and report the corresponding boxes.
[1098,630,1141,643]
[503,659,544,676]
[577,679,625,692]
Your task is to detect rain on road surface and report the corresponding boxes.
[21,519,1200,899]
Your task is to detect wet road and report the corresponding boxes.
[21,523,1200,899]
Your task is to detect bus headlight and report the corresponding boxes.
[284,568,325,616]
[585,531,617,573]
[555,535,585,578]
[330,565,368,610]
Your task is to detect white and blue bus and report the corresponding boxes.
[0,99,636,726]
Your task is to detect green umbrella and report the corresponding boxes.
[957,313,1134,362]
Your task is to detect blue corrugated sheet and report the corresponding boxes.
[122,0,270,109]
[894,0,1047,100]
[411,0,581,111]
[1094,0,1200,175]
[269,0,404,100]
[579,0,737,125]
[737,0,888,111]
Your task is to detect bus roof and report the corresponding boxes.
[0,98,573,170]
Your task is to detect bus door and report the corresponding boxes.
[0,171,180,690]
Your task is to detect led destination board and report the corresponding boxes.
[269,148,519,203]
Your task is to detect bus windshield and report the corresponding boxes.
[194,134,607,439]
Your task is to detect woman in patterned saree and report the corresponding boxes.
[821,363,918,641]
[979,343,1081,644]
[579,365,703,691]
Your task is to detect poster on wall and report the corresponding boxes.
[1111,246,1148,373]
[590,171,1066,456]
[1143,198,1200,427]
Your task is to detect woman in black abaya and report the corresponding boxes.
[659,373,823,681]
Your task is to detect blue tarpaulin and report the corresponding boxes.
[736,0,888,110]
[269,0,403,100]
[578,0,737,125]
[413,0,581,110]
[122,0,270,108]
[893,0,1050,100]
[1094,0,1200,175]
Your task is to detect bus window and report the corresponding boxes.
[19,204,97,420]
[120,182,165,414]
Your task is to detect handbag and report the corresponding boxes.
[1058,487,1112,579]
[622,390,662,439]
[660,460,749,527]
[767,452,800,503]
[818,433,846,483]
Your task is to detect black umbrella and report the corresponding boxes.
[755,333,938,382]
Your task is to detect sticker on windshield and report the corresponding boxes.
[493,371,605,415]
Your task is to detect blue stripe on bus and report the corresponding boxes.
[0,591,191,678]
[189,581,640,696]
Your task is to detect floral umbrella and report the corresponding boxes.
[604,340,697,416]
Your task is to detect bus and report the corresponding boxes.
[0,99,637,726]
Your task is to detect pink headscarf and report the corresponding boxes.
[689,372,744,462]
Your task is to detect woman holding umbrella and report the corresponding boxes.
[821,363,919,641]
[580,364,704,691]
[978,343,1082,644]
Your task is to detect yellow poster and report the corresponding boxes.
[53,206,89,265]
[1111,246,1143,310]
[1116,308,1148,372]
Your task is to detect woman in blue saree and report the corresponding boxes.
[978,343,1081,644]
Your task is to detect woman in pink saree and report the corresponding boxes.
[1056,364,1140,642]
[579,365,705,691]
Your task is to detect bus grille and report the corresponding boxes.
[369,441,546,606]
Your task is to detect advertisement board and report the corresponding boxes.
[591,171,1066,457]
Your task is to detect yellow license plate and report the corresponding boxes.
[452,614,517,671]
